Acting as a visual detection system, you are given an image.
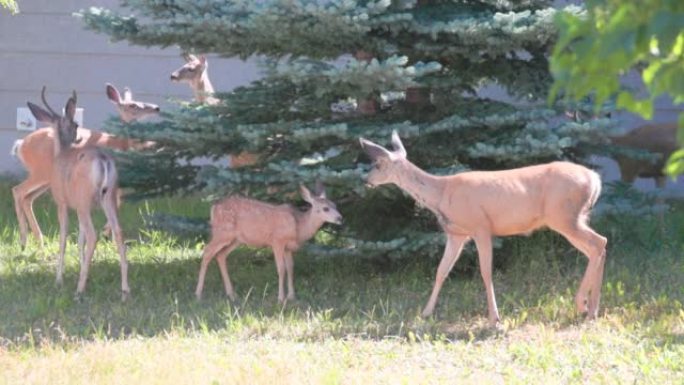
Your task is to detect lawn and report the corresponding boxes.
[0,179,683,384]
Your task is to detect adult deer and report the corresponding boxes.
[170,53,257,168]
[609,122,678,187]
[359,132,607,326]
[26,87,129,299]
[170,53,220,105]
[12,84,158,249]
[195,182,343,303]
[106,83,160,123]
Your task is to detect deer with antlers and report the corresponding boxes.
[195,182,343,303]
[359,132,607,326]
[25,88,129,299]
[11,84,158,249]
[170,54,258,168]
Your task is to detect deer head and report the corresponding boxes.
[300,181,343,225]
[26,87,79,153]
[170,53,207,84]
[358,131,408,187]
[106,83,160,123]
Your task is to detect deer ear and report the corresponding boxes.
[26,102,56,125]
[64,96,77,122]
[106,83,121,104]
[314,180,326,198]
[198,55,207,66]
[183,53,194,62]
[359,137,393,161]
[300,184,314,204]
[390,130,407,158]
[123,87,133,102]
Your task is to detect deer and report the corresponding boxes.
[170,53,258,168]
[195,182,343,303]
[565,110,678,187]
[106,83,160,123]
[609,122,678,188]
[170,53,220,105]
[359,131,607,326]
[11,84,159,249]
[25,87,129,300]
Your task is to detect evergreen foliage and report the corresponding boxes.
[79,0,615,258]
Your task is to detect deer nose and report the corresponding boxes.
[170,74,178,81]
[335,216,343,225]
[154,106,160,112]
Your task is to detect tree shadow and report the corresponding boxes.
[0,246,681,348]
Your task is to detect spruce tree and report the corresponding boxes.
[79,1,614,259]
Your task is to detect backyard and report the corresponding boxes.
[0,179,683,384]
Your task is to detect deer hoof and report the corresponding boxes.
[73,292,84,303]
[121,291,130,302]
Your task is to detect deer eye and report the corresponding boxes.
[323,207,330,212]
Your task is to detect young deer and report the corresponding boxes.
[12,84,158,249]
[170,54,258,168]
[359,132,607,326]
[195,182,343,302]
[26,88,129,299]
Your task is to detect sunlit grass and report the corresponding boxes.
[0,178,683,383]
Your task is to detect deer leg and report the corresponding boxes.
[55,204,69,286]
[13,179,48,249]
[23,184,50,248]
[12,182,29,248]
[284,251,295,301]
[102,192,129,300]
[101,187,123,239]
[195,239,228,300]
[273,246,287,303]
[215,241,239,301]
[422,234,469,317]
[552,221,607,319]
[473,233,500,326]
[77,222,86,266]
[75,210,97,297]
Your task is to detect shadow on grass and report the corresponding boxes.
[0,244,611,348]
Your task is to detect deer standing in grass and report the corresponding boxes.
[26,88,129,299]
[170,54,258,168]
[12,84,158,249]
[359,132,607,326]
[195,182,343,302]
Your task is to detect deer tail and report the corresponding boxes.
[10,139,24,164]
[91,155,117,200]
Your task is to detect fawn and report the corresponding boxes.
[195,182,342,302]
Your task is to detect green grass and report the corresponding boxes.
[1,179,683,384]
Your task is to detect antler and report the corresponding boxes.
[40,86,59,117]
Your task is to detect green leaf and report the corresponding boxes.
[616,92,654,119]
[665,148,684,177]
